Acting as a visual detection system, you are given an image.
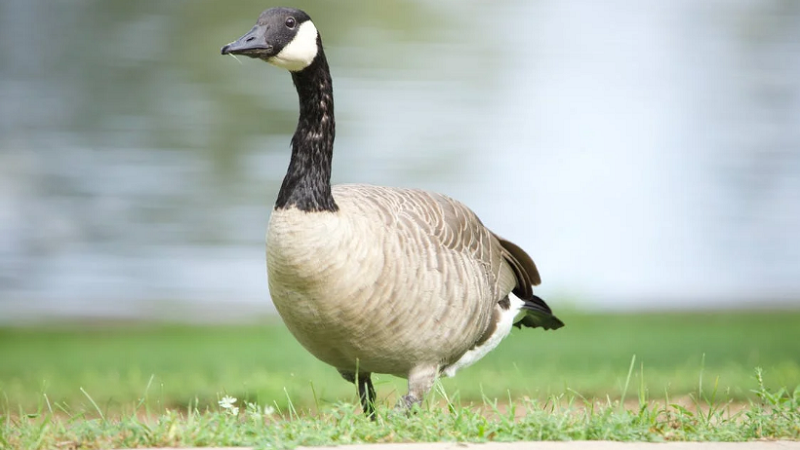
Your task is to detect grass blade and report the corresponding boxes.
[620,354,636,411]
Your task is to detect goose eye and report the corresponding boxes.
[285,17,296,29]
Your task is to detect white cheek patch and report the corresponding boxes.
[269,21,319,71]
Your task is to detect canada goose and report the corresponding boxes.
[221,7,564,417]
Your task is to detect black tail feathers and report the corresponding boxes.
[514,294,565,331]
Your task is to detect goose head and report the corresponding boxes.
[221,7,320,72]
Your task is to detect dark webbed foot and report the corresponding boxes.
[339,370,376,419]
[399,394,421,410]
[357,374,377,419]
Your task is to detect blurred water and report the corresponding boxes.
[1,0,799,321]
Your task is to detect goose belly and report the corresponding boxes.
[266,208,493,376]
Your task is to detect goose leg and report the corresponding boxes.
[357,374,377,418]
[400,364,438,411]
[339,370,376,418]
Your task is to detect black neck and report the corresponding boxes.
[274,46,337,212]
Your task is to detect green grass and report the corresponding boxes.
[1,311,799,412]
[1,369,799,449]
[1,310,799,448]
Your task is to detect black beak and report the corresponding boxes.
[221,26,272,56]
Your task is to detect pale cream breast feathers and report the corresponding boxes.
[265,183,521,371]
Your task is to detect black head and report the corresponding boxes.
[221,7,320,72]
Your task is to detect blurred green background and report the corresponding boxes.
[1,0,799,413]
[2,311,799,412]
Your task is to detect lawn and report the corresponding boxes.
[1,310,799,448]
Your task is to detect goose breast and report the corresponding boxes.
[267,184,517,376]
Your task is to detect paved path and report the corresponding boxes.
[124,441,800,450]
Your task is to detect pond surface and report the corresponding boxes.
[1,0,799,321]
